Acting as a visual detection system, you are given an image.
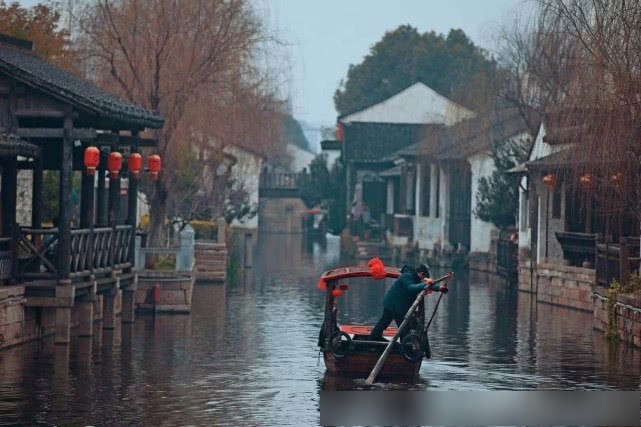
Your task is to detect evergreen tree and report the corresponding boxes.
[474,137,530,229]
[334,26,498,114]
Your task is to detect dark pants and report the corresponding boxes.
[370,308,407,341]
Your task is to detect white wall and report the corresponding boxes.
[324,149,340,169]
[468,152,496,253]
[286,143,316,172]
[518,123,570,252]
[224,145,263,230]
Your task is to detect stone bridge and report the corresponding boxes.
[258,172,307,233]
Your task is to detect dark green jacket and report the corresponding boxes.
[383,272,438,314]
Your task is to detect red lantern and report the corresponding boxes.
[83,146,100,176]
[331,289,344,297]
[611,173,623,185]
[336,123,344,141]
[579,173,592,187]
[108,151,123,179]
[543,174,556,187]
[128,153,143,179]
[148,154,162,181]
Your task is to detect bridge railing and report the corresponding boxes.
[259,172,302,190]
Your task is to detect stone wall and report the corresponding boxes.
[0,286,26,348]
[593,291,641,348]
[258,197,307,233]
[534,263,594,311]
[194,241,227,283]
[0,286,122,350]
[135,271,194,313]
[518,258,535,293]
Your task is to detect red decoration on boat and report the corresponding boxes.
[128,153,143,179]
[148,154,162,181]
[108,152,123,179]
[83,146,100,176]
[368,257,386,280]
[331,289,344,297]
[317,278,327,291]
[339,284,349,291]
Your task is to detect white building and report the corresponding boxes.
[223,144,265,231]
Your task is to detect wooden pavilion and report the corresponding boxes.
[0,33,163,345]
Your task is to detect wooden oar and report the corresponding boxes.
[365,272,453,385]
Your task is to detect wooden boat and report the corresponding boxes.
[317,265,431,378]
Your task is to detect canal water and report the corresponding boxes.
[0,234,639,426]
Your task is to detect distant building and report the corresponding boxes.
[338,81,474,232]
[285,143,316,172]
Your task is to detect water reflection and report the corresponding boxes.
[0,233,638,426]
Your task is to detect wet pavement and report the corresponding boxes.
[0,233,639,426]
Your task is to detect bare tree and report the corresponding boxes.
[75,0,282,246]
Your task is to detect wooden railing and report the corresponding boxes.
[260,172,301,189]
[555,231,599,267]
[596,236,641,287]
[17,225,133,280]
[496,238,518,277]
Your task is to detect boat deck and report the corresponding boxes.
[339,324,397,341]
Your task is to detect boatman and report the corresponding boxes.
[369,263,448,341]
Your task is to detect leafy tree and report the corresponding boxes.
[281,113,311,151]
[42,170,81,224]
[0,1,73,69]
[300,154,332,209]
[299,154,346,234]
[327,159,346,234]
[334,25,498,114]
[474,137,530,229]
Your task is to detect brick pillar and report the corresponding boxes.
[121,290,136,323]
[54,307,71,344]
[103,292,117,330]
[77,299,94,337]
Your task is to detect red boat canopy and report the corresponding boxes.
[317,258,400,291]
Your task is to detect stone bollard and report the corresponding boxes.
[177,224,195,271]
[135,234,145,270]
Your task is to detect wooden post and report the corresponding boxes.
[57,115,73,281]
[108,145,120,268]
[31,156,43,230]
[97,155,107,226]
[80,162,95,229]
[127,142,139,265]
[1,156,17,237]
[605,235,611,287]
[619,237,629,286]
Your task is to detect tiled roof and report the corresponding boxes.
[343,122,440,163]
[438,108,529,160]
[0,131,39,158]
[0,46,163,129]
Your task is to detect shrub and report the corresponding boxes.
[190,220,218,240]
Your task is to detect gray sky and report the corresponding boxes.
[18,0,524,135]
[263,0,523,127]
